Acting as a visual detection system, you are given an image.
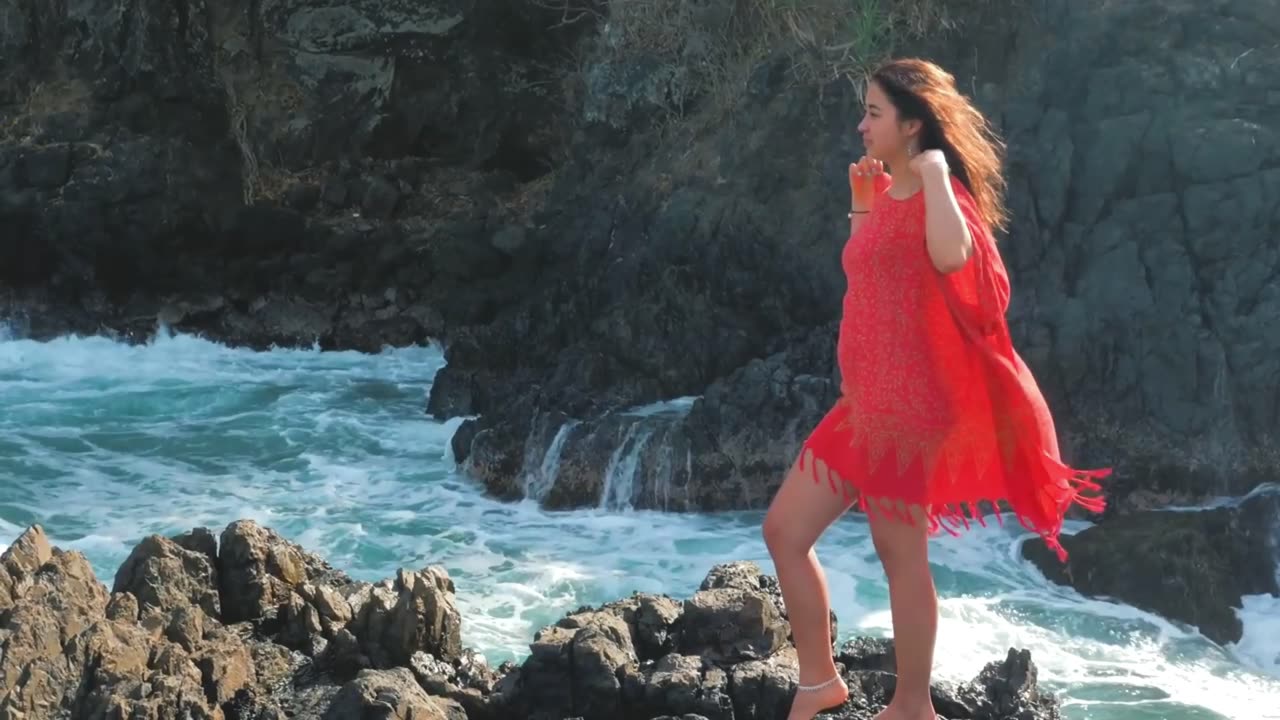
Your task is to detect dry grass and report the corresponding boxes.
[23,79,93,118]
[544,0,988,128]
[1,78,92,142]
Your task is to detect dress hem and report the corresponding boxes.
[797,443,1108,562]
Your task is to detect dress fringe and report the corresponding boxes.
[797,445,1109,562]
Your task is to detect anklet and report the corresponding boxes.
[796,674,841,692]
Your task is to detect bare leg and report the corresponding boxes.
[762,453,855,720]
[868,504,938,720]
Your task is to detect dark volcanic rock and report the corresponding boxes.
[491,560,1061,720]
[0,0,585,349]
[0,523,1066,720]
[438,0,1280,514]
[987,0,1280,511]
[3,0,1278,516]
[1022,488,1280,644]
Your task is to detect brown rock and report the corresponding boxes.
[1,524,53,581]
[113,534,221,618]
[194,625,258,707]
[348,566,463,668]
[0,549,108,707]
[0,524,54,614]
[165,604,206,651]
[106,591,140,622]
[322,667,466,720]
[218,520,352,624]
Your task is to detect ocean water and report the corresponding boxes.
[1,329,1276,720]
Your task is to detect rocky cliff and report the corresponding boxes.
[2,0,1278,513]
[0,0,582,350]
[441,0,1280,514]
[0,521,1061,720]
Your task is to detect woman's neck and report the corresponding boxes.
[886,153,922,199]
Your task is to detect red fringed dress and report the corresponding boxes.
[800,174,1108,561]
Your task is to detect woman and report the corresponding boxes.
[761,58,1109,720]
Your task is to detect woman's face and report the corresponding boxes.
[857,80,914,162]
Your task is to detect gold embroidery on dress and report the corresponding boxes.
[832,393,1002,489]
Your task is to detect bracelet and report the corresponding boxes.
[848,210,868,217]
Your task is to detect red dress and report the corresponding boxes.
[800,175,1108,561]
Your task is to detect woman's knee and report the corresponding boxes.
[761,507,790,553]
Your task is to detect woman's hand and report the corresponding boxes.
[908,149,949,178]
[849,156,888,213]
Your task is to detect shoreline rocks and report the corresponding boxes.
[1022,487,1280,646]
[0,521,1062,720]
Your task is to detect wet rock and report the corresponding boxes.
[1023,488,1280,644]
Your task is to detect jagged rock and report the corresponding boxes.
[428,0,1280,518]
[346,566,465,669]
[323,667,467,720]
[1023,489,1280,644]
[0,521,482,719]
[2,0,1279,520]
[0,547,108,715]
[623,653,735,720]
[493,559,1061,720]
[0,534,226,719]
[211,520,465,685]
[163,604,206,651]
[595,592,684,661]
[698,560,837,651]
[113,533,221,619]
[0,523,52,612]
[195,624,258,707]
[0,525,1066,720]
[678,587,787,662]
[728,648,810,719]
[218,519,353,624]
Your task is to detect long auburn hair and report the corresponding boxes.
[871,58,1009,233]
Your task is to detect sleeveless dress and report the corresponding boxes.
[799,175,1108,561]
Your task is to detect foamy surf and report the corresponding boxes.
[1,329,1275,720]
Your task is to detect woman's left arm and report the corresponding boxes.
[913,150,972,274]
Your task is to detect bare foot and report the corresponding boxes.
[787,676,850,720]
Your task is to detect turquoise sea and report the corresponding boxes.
[2,329,1276,720]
